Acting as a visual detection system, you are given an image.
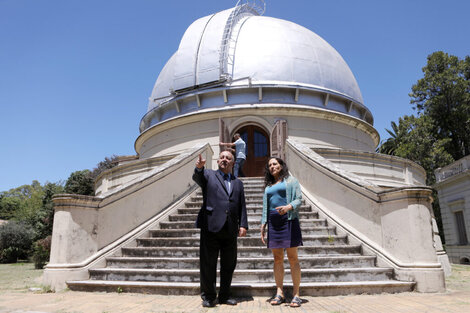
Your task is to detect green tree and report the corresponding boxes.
[0,194,21,220]
[38,182,64,238]
[377,121,406,156]
[0,181,63,263]
[64,170,94,196]
[380,115,453,185]
[63,156,119,196]
[379,51,470,243]
[9,181,44,230]
[0,221,35,263]
[409,51,470,160]
[91,155,119,180]
[379,115,454,244]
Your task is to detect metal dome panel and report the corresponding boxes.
[143,3,372,132]
[172,14,213,91]
[231,16,363,104]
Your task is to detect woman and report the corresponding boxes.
[260,157,303,307]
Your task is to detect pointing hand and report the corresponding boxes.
[196,154,206,169]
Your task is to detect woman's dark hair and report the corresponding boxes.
[264,157,290,187]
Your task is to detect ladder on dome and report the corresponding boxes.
[219,0,266,80]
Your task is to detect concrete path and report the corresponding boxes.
[1,289,470,313]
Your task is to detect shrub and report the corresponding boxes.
[0,246,20,263]
[0,221,35,263]
[65,170,94,195]
[32,235,52,269]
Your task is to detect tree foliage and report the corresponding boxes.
[378,51,470,244]
[379,51,470,183]
[32,235,52,269]
[64,170,94,196]
[378,115,453,185]
[0,155,120,263]
[409,51,470,160]
[0,181,64,241]
[91,154,119,180]
[0,195,21,220]
[0,221,36,263]
[63,155,119,196]
[40,183,64,238]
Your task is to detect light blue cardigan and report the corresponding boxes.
[261,176,302,225]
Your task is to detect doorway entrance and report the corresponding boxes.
[236,125,270,177]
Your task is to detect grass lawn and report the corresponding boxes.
[0,262,44,293]
[446,264,470,291]
[0,262,469,293]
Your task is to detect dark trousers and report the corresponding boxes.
[199,222,238,301]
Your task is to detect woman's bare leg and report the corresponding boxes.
[286,247,301,298]
[271,248,285,300]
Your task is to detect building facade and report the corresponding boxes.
[435,155,470,264]
[44,2,448,294]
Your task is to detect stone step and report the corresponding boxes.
[136,235,347,247]
[190,195,306,201]
[190,195,307,202]
[180,204,312,213]
[240,182,265,186]
[244,206,313,214]
[121,245,362,258]
[191,196,264,202]
[159,219,327,230]
[195,188,264,195]
[168,211,319,222]
[70,174,410,297]
[88,267,394,283]
[148,226,337,238]
[105,255,376,269]
[67,280,415,297]
[186,201,274,208]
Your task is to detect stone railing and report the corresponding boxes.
[44,143,213,290]
[94,154,177,196]
[435,155,470,183]
[286,139,445,292]
[313,147,426,187]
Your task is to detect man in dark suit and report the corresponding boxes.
[192,151,248,307]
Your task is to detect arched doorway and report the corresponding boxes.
[236,125,270,177]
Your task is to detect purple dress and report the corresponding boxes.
[266,181,303,249]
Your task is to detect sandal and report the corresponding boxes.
[290,296,301,307]
[270,294,285,305]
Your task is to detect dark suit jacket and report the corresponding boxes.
[192,168,248,234]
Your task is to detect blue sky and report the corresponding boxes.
[1,0,469,192]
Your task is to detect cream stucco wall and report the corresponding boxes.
[434,156,470,264]
[44,143,213,290]
[315,148,427,187]
[287,139,445,292]
[135,104,379,162]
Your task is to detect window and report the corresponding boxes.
[455,211,468,245]
[253,131,268,157]
[241,132,248,155]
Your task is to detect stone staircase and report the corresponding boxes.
[67,177,415,296]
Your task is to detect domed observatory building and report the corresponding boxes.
[45,1,448,295]
[138,1,374,176]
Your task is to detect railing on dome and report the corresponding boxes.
[219,0,265,80]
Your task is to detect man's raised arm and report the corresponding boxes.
[192,154,207,187]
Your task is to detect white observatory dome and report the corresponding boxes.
[141,3,372,132]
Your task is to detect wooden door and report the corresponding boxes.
[237,125,270,177]
[270,119,288,160]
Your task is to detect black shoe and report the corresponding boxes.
[218,298,237,305]
[202,299,217,307]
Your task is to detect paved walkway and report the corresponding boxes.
[1,288,470,313]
